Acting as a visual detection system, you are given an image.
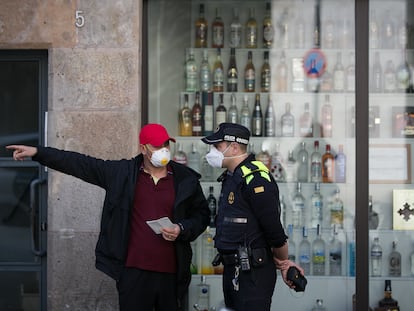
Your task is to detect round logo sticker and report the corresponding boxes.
[303,49,327,78]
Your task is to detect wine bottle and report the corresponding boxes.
[245,8,257,49]
[262,2,274,48]
[227,48,238,92]
[261,51,271,92]
[227,93,238,124]
[229,8,242,48]
[202,91,214,136]
[211,7,224,48]
[264,95,275,137]
[215,93,227,127]
[244,51,255,92]
[322,144,335,183]
[199,49,211,92]
[212,48,224,92]
[185,48,198,92]
[251,93,263,136]
[240,95,251,132]
[179,94,192,136]
[195,3,208,48]
[192,92,203,136]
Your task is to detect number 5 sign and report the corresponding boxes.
[75,10,85,28]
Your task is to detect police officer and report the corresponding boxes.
[201,123,304,311]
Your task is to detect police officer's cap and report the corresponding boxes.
[201,123,250,145]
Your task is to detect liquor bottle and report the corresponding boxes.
[307,59,320,93]
[251,93,263,137]
[229,8,242,48]
[310,183,323,228]
[313,2,321,48]
[201,227,214,274]
[371,51,383,92]
[299,102,313,137]
[275,51,288,92]
[339,18,353,49]
[333,52,345,92]
[292,182,305,229]
[192,92,203,136]
[368,195,379,229]
[369,9,380,49]
[245,8,257,48]
[310,140,322,183]
[278,8,290,49]
[263,2,274,48]
[320,69,333,93]
[348,230,356,276]
[201,145,214,182]
[202,91,214,136]
[346,52,356,92]
[195,276,210,311]
[264,95,275,137]
[397,17,408,49]
[256,145,271,170]
[324,12,335,49]
[279,194,286,228]
[330,188,344,229]
[298,226,311,275]
[322,144,335,183]
[371,236,382,277]
[285,150,297,182]
[215,93,227,127]
[396,49,411,92]
[271,143,285,182]
[297,142,309,183]
[227,93,238,124]
[244,51,255,92]
[335,144,346,183]
[187,143,201,173]
[199,50,211,92]
[195,3,208,48]
[320,94,333,138]
[382,9,395,49]
[261,51,271,92]
[295,9,305,49]
[173,142,187,165]
[311,299,327,311]
[312,224,326,276]
[179,94,192,136]
[240,95,251,132]
[378,280,400,309]
[212,48,224,92]
[227,48,238,92]
[281,102,294,137]
[329,224,342,276]
[388,241,401,277]
[207,186,217,228]
[287,224,296,262]
[211,7,224,48]
[384,60,397,93]
[185,48,198,92]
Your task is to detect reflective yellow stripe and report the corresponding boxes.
[241,161,271,184]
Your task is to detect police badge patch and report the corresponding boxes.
[228,192,235,204]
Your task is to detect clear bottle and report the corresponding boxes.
[285,150,297,183]
[281,102,294,137]
[382,9,395,49]
[195,275,210,311]
[207,186,217,228]
[396,49,411,93]
[310,183,323,228]
[262,2,274,48]
[322,144,335,183]
[199,49,211,92]
[297,142,309,183]
[371,236,382,277]
[264,95,275,137]
[320,94,333,138]
[279,194,287,228]
[335,144,347,183]
[271,143,285,182]
[179,94,192,136]
[245,8,257,48]
[295,9,305,49]
[292,182,305,229]
[379,280,399,308]
[260,51,271,92]
[212,48,224,92]
[311,299,327,311]
[229,8,242,48]
[187,143,201,173]
[278,8,290,49]
[346,52,356,92]
[369,9,380,49]
[320,69,333,93]
[173,142,187,165]
[227,93,238,124]
[192,92,203,136]
[201,227,214,274]
[383,60,397,93]
[312,224,326,276]
[227,48,238,92]
[299,226,311,275]
[287,224,296,262]
[324,12,335,49]
[275,50,288,92]
[329,224,342,276]
[371,51,383,92]
[256,144,271,170]
[185,48,198,92]
[388,241,401,277]
[195,4,208,48]
[240,95,251,132]
[215,93,227,128]
[333,52,345,92]
[330,188,344,229]
[244,51,255,92]
[310,140,322,183]
[251,93,263,137]
[397,17,408,49]
[211,7,224,49]
[368,195,379,229]
[299,102,313,137]
[202,91,214,136]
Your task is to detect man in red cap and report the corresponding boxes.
[7,123,210,311]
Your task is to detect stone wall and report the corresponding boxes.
[0,1,142,310]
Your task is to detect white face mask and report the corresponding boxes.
[148,147,171,167]
[206,144,237,168]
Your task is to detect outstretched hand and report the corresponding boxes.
[6,145,38,161]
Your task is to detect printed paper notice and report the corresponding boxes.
[146,217,174,234]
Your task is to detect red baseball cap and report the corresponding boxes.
[139,123,176,147]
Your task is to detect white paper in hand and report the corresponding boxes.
[146,217,174,234]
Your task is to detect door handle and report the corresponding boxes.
[30,178,47,257]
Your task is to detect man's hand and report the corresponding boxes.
[161,224,181,242]
[6,145,38,161]
[274,257,305,289]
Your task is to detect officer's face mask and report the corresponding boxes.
[205,144,246,168]
[147,145,171,167]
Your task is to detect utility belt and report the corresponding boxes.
[214,246,271,271]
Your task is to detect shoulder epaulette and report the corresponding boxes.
[240,161,271,184]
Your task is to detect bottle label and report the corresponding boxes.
[245,69,255,91]
[261,70,271,92]
[212,25,224,47]
[216,111,226,126]
[213,68,224,89]
[204,106,214,132]
[246,27,257,47]
[263,25,274,44]
[230,26,242,48]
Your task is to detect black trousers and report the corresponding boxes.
[116,267,178,311]
[222,259,277,311]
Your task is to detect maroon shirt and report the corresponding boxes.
[125,166,177,273]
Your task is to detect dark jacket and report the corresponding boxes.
[33,146,210,304]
